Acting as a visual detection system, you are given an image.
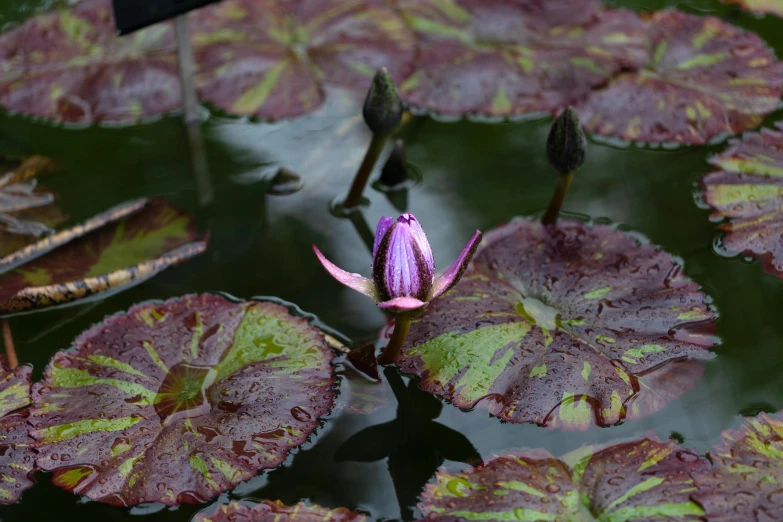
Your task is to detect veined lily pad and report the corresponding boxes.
[418,437,708,521]
[395,218,716,430]
[0,362,35,505]
[396,0,647,118]
[0,0,180,125]
[195,500,367,522]
[0,198,206,315]
[191,0,414,119]
[724,0,783,17]
[701,121,783,279]
[692,411,783,521]
[577,11,783,144]
[30,294,336,506]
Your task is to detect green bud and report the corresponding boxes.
[546,107,587,175]
[380,140,409,187]
[363,67,403,136]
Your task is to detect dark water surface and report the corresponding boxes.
[1,1,783,520]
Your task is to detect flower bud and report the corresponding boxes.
[380,140,409,187]
[372,214,435,302]
[546,107,587,175]
[363,67,403,137]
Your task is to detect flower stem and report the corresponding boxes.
[344,133,389,209]
[378,316,412,366]
[346,210,375,253]
[542,171,574,226]
[1,318,17,369]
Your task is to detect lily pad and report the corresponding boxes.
[576,11,783,144]
[418,437,708,521]
[335,344,388,415]
[0,198,206,315]
[692,411,783,521]
[30,294,336,506]
[701,121,783,279]
[191,0,415,120]
[195,500,367,522]
[396,0,647,118]
[0,362,35,505]
[0,0,180,125]
[724,0,783,18]
[395,218,716,430]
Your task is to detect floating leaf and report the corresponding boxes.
[577,11,783,144]
[0,363,35,505]
[30,294,336,506]
[191,0,415,120]
[0,198,206,315]
[395,218,716,430]
[195,500,367,522]
[335,344,387,415]
[0,0,180,125]
[396,0,647,118]
[702,121,783,279]
[724,0,783,18]
[693,411,783,521]
[418,437,708,522]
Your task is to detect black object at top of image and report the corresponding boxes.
[111,0,221,35]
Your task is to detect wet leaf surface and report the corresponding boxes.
[702,121,783,279]
[418,437,708,522]
[0,0,180,125]
[0,198,206,315]
[395,218,717,430]
[194,500,367,522]
[724,0,783,17]
[0,363,35,505]
[693,411,783,521]
[576,11,783,144]
[192,0,415,120]
[30,294,336,506]
[396,0,647,119]
[334,345,387,416]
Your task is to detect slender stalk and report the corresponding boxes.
[344,134,389,209]
[541,171,574,226]
[1,318,17,369]
[346,210,375,253]
[378,316,412,366]
[175,15,199,125]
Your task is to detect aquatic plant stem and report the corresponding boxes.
[379,316,411,365]
[542,171,574,226]
[344,133,389,209]
[347,210,375,253]
[1,318,17,369]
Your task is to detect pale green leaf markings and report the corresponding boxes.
[429,0,472,22]
[638,444,675,472]
[190,455,219,490]
[602,502,704,522]
[55,467,93,489]
[210,457,241,481]
[652,41,668,65]
[495,481,546,498]
[48,367,156,405]
[581,362,591,382]
[714,157,783,178]
[570,57,604,75]
[676,52,726,70]
[438,509,557,521]
[0,382,30,417]
[190,311,203,359]
[406,322,531,405]
[529,364,546,379]
[118,455,141,478]
[621,344,666,365]
[87,355,146,379]
[143,341,169,373]
[403,15,472,44]
[59,11,94,49]
[556,392,592,428]
[707,184,783,207]
[0,488,11,500]
[231,60,290,115]
[36,416,140,443]
[491,87,511,114]
[604,476,665,512]
[584,286,612,299]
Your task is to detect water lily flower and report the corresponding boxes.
[313,214,482,315]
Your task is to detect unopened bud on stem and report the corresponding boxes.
[546,107,587,176]
[363,67,403,136]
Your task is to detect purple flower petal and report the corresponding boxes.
[378,296,429,314]
[398,213,435,274]
[430,230,483,299]
[313,245,378,301]
[373,216,395,263]
[374,219,434,301]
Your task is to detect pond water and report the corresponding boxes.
[1,0,783,520]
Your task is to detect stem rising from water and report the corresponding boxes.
[378,316,411,366]
[1,318,17,369]
[542,171,574,226]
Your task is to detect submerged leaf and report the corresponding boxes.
[418,437,707,522]
[30,294,336,506]
[0,198,206,314]
[0,363,35,505]
[194,500,367,522]
[396,0,647,118]
[395,218,716,430]
[702,121,783,279]
[577,11,783,144]
[693,411,783,521]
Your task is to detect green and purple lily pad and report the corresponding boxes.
[693,411,783,521]
[576,11,783,144]
[0,198,206,315]
[701,121,783,279]
[0,362,35,505]
[396,0,647,119]
[418,437,707,521]
[30,294,336,506]
[395,218,717,430]
[195,500,367,522]
[723,0,783,18]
